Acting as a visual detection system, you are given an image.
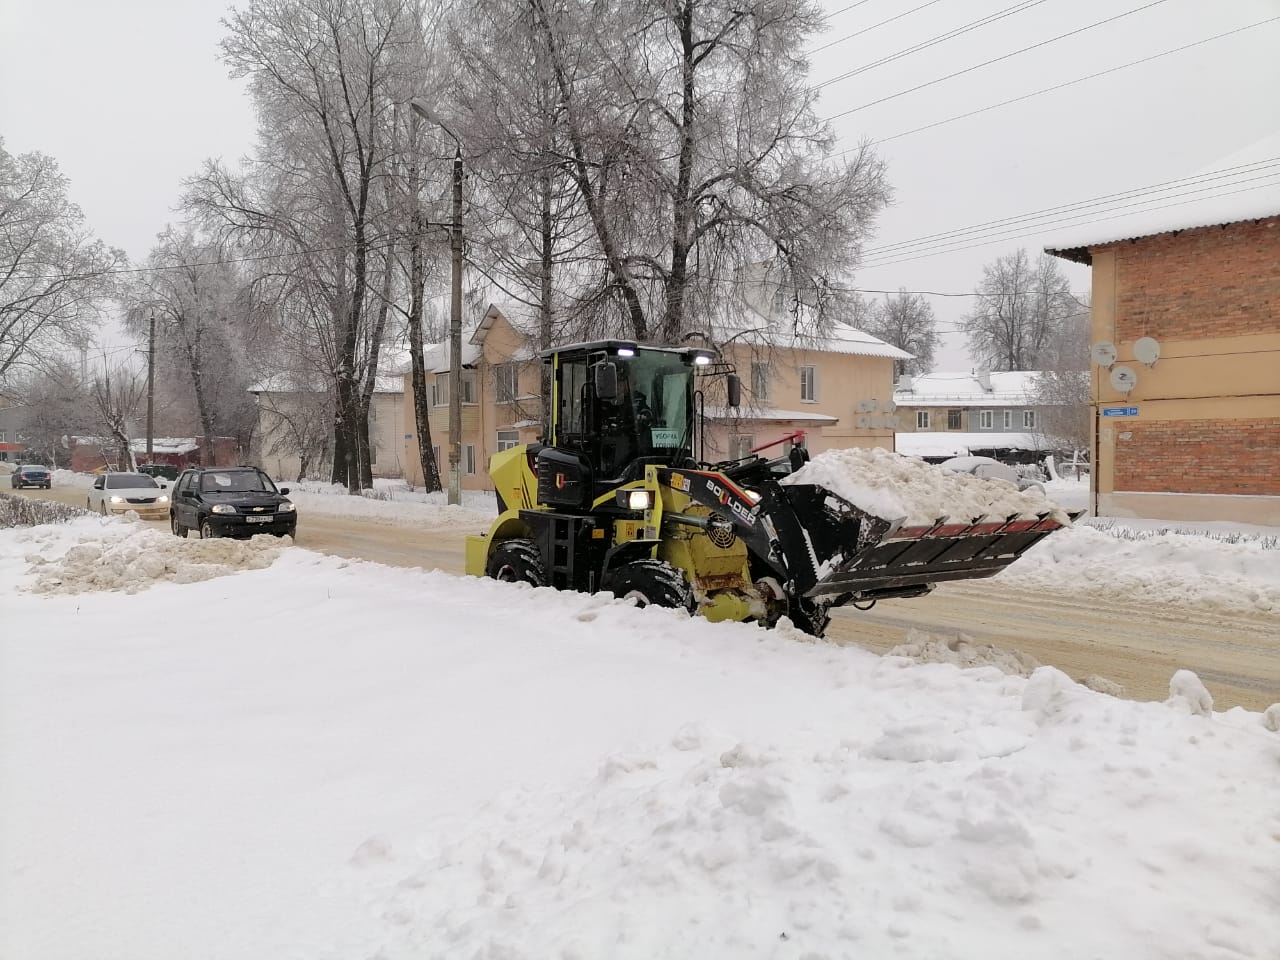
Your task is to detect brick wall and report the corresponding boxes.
[1112,217,1280,342]
[1113,418,1280,495]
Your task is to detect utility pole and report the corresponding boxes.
[145,314,156,459]
[448,146,463,506]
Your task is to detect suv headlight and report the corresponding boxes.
[277,502,296,513]
[211,503,237,515]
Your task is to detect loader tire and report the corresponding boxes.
[486,538,548,588]
[610,559,694,612]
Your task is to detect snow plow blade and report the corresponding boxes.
[804,512,1078,601]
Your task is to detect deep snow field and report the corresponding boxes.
[2,511,1278,960]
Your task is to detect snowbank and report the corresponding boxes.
[784,447,1068,525]
[14,518,285,594]
[282,479,497,529]
[1000,522,1280,614]
[2,518,1278,960]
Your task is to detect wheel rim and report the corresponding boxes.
[621,589,651,607]
[493,563,519,582]
[202,523,212,539]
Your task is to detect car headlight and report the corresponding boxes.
[277,502,296,513]
[157,495,169,503]
[109,495,124,503]
[211,503,237,514]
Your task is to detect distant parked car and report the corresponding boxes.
[939,456,1046,495]
[169,466,296,539]
[10,464,52,489]
[138,462,181,481]
[86,472,171,520]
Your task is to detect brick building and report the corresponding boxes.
[1048,208,1280,524]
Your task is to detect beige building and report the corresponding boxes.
[401,301,909,491]
[1047,204,1280,524]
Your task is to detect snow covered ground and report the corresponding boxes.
[1,517,1278,960]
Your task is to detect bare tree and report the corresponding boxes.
[513,0,890,343]
[962,248,1080,371]
[1030,300,1091,452]
[5,358,94,467]
[90,364,146,471]
[0,140,125,393]
[863,289,938,377]
[122,227,263,462]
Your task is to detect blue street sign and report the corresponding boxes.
[1102,406,1139,417]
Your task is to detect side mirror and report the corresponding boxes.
[594,360,619,401]
[726,372,742,408]
[279,487,291,496]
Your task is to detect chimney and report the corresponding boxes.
[895,374,914,393]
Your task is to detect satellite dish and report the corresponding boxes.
[883,400,897,414]
[856,415,871,428]
[1134,337,1161,366]
[1091,342,1117,368]
[1110,366,1138,394]
[866,398,880,412]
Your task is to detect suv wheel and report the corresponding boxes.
[171,514,186,539]
[609,559,694,611]
[200,520,220,540]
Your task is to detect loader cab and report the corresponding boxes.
[538,341,720,507]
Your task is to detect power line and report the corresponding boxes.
[823,0,879,20]
[861,159,1280,259]
[822,0,1171,122]
[859,178,1280,270]
[863,17,1280,148]
[809,0,950,55]
[813,0,1050,89]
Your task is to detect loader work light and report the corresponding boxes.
[616,488,653,511]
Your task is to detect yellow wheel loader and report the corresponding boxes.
[465,340,1071,637]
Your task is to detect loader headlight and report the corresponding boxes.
[616,488,653,511]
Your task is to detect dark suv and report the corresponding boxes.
[169,466,297,539]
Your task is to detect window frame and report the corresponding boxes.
[1002,410,1013,430]
[496,430,520,452]
[463,443,477,475]
[751,361,770,402]
[731,434,755,459]
[947,409,962,430]
[433,373,449,407]
[980,410,994,430]
[495,363,518,404]
[800,364,817,402]
[916,410,930,430]
[1023,410,1037,430]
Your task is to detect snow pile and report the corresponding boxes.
[279,480,497,529]
[3,522,1278,960]
[52,468,94,488]
[1167,669,1214,717]
[364,665,1277,960]
[887,628,1042,677]
[23,522,284,594]
[784,447,1068,525]
[999,522,1280,613]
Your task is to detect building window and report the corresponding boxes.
[433,374,448,406]
[432,446,441,469]
[496,430,520,452]
[1002,410,1012,430]
[463,444,476,475]
[1023,410,1037,430]
[495,363,518,404]
[980,410,994,430]
[947,410,961,430]
[460,372,476,404]
[0,431,5,442]
[731,434,755,458]
[800,365,817,402]
[916,411,930,430]
[773,285,791,314]
[751,362,770,402]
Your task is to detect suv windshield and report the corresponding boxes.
[106,474,158,489]
[200,470,274,494]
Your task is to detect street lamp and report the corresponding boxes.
[410,98,464,507]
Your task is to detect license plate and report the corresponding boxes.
[246,515,273,523]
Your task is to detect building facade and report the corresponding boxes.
[1048,212,1280,524]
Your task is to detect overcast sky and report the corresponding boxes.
[1,0,1277,370]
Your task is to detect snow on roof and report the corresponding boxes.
[895,431,1051,457]
[723,320,912,361]
[471,302,538,343]
[894,371,1039,407]
[1045,131,1280,264]
[423,340,483,374]
[248,374,403,394]
[705,406,839,423]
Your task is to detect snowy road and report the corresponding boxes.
[18,484,1280,710]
